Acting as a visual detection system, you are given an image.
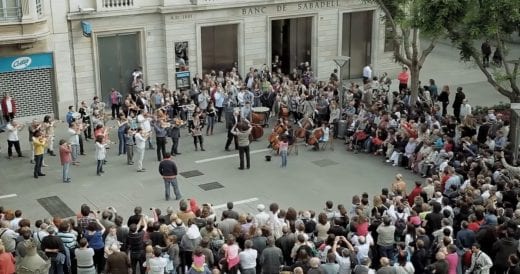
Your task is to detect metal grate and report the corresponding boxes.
[180,170,204,178]
[312,159,339,167]
[198,182,224,191]
[37,196,76,218]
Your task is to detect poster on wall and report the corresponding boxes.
[175,41,189,71]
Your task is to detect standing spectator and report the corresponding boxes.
[5,119,23,159]
[232,121,252,170]
[260,236,283,274]
[376,216,395,264]
[459,99,472,121]
[452,87,466,123]
[152,119,168,161]
[84,219,106,274]
[0,239,15,274]
[169,119,182,156]
[239,240,257,274]
[397,67,409,92]
[437,85,450,117]
[481,40,492,67]
[362,64,372,82]
[59,139,72,183]
[75,238,96,274]
[1,93,16,123]
[159,152,182,201]
[110,88,123,120]
[105,244,131,274]
[466,243,492,274]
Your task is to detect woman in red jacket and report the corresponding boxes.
[397,67,409,92]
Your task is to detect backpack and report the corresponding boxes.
[394,213,407,241]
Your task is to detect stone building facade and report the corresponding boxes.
[0,0,399,119]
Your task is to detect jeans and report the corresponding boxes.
[206,116,215,134]
[238,145,250,169]
[170,137,179,155]
[118,130,126,155]
[378,244,395,264]
[156,137,166,161]
[7,140,22,157]
[225,128,237,149]
[49,257,65,274]
[34,154,44,176]
[164,178,182,200]
[135,147,145,170]
[71,144,79,162]
[111,104,120,119]
[62,163,71,181]
[96,160,104,175]
[126,144,134,164]
[79,135,84,154]
[280,150,287,167]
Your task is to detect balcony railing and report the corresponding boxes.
[0,0,45,23]
[97,0,136,11]
[0,6,21,22]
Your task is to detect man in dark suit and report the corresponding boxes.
[260,236,284,274]
[169,119,182,156]
[225,107,240,151]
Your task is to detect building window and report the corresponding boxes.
[384,18,394,52]
[35,0,43,16]
[0,0,21,21]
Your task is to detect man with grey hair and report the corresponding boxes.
[308,257,325,274]
[239,239,257,274]
[0,220,17,253]
[254,204,269,227]
[260,236,283,274]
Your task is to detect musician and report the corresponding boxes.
[66,105,76,127]
[79,101,92,139]
[136,91,149,113]
[312,123,330,151]
[240,101,253,123]
[225,109,240,151]
[214,85,225,123]
[33,130,47,179]
[152,118,168,161]
[117,114,129,156]
[206,101,217,136]
[95,135,108,176]
[232,121,252,170]
[190,112,205,151]
[42,115,57,156]
[5,119,24,159]
[91,96,102,113]
[68,123,81,165]
[125,127,135,165]
[134,127,148,172]
[28,119,41,164]
[169,118,182,156]
[137,111,154,150]
[298,114,315,143]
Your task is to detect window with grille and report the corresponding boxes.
[36,0,43,16]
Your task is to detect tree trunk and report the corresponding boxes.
[510,97,520,165]
[409,64,420,106]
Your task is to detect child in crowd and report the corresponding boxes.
[125,127,135,165]
[95,135,107,176]
[279,135,289,168]
[59,139,72,183]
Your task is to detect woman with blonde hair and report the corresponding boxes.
[0,240,15,274]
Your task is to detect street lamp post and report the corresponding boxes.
[333,56,351,109]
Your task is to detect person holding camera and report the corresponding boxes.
[466,243,492,274]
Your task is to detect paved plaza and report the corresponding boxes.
[0,39,518,221]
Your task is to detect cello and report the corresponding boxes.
[307,128,323,146]
[250,123,264,141]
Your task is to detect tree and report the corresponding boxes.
[363,0,452,105]
[422,0,520,163]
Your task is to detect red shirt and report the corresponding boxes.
[59,144,72,165]
[398,72,409,84]
[356,221,369,236]
[468,222,480,232]
[408,186,422,205]
[0,252,15,274]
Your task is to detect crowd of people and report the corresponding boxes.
[1,55,520,274]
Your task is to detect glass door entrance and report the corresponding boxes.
[341,11,373,79]
[201,24,238,74]
[271,17,312,75]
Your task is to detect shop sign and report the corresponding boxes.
[0,53,53,73]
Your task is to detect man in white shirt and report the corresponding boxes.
[362,65,372,82]
[6,119,23,158]
[254,204,270,227]
[137,111,153,149]
[239,240,257,274]
[68,123,80,165]
[134,127,147,172]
